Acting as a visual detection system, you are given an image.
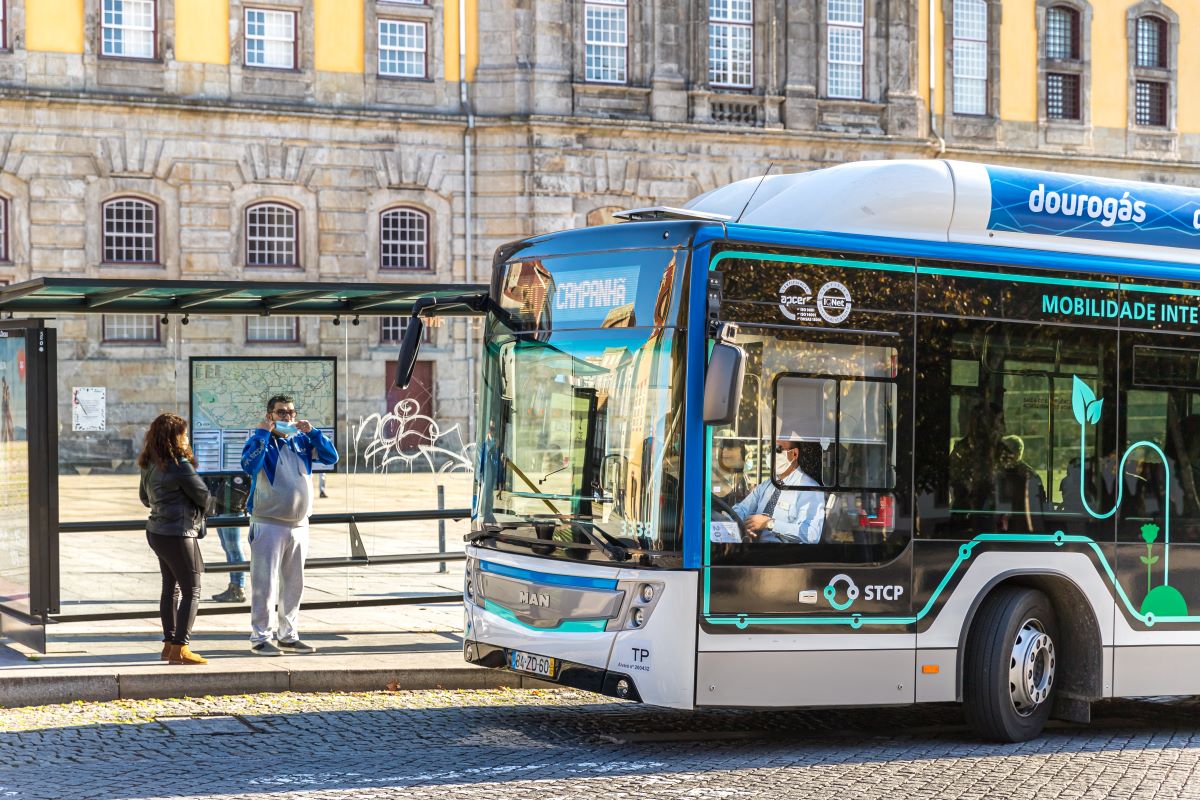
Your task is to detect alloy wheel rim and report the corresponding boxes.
[1008,617,1055,717]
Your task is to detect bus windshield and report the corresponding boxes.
[474,250,686,562]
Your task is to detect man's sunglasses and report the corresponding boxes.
[272,409,298,418]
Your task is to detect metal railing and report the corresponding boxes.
[52,503,471,623]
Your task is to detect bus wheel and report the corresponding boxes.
[963,586,1059,742]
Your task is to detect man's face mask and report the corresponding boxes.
[775,448,795,476]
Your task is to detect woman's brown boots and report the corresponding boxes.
[163,644,208,665]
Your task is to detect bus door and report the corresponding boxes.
[703,324,914,632]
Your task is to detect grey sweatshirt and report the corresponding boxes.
[250,446,313,526]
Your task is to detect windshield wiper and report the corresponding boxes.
[538,463,569,485]
[467,521,629,563]
[572,523,630,562]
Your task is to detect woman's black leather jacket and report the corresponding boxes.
[139,458,213,538]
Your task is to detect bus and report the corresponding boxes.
[398,159,1200,742]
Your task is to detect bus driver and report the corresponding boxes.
[732,440,827,544]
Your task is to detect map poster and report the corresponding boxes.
[71,387,106,432]
[189,357,337,474]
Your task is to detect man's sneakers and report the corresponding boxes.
[250,639,317,656]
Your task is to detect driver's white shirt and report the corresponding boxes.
[731,468,826,544]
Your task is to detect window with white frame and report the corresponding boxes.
[380,207,429,270]
[103,198,158,264]
[827,0,864,99]
[584,0,627,84]
[102,0,156,59]
[246,203,298,267]
[708,0,752,88]
[953,0,988,115]
[102,314,159,343]
[247,316,299,343]
[245,8,296,69]
[378,19,426,78]
[380,316,433,344]
[0,198,6,263]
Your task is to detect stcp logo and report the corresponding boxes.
[778,279,817,322]
[822,573,905,611]
[824,574,860,611]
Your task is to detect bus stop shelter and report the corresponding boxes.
[0,277,487,652]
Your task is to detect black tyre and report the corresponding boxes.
[963,586,1059,742]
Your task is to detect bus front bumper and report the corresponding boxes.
[464,640,643,703]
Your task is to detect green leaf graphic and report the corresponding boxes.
[1086,398,1104,425]
[1140,555,1160,565]
[1072,376,1096,427]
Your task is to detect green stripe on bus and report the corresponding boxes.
[704,531,1200,630]
[483,600,609,633]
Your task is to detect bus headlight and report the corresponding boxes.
[609,579,664,631]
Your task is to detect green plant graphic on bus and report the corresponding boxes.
[1073,376,1189,618]
[1139,523,1160,595]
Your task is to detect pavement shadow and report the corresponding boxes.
[3,697,1200,799]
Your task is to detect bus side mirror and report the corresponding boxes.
[394,315,425,389]
[703,341,745,425]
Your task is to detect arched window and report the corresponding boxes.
[380,207,429,270]
[952,0,989,115]
[102,197,158,264]
[1135,15,1166,68]
[1132,14,1169,128]
[245,202,299,267]
[1044,5,1082,120]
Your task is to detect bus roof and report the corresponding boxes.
[682,159,1200,268]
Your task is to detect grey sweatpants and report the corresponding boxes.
[248,520,309,645]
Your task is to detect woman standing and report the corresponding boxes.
[138,413,212,665]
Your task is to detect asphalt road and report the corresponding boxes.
[2,689,1199,799]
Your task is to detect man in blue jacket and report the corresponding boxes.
[241,393,338,655]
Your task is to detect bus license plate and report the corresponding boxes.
[510,650,555,678]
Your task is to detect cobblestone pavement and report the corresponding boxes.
[2,689,1200,799]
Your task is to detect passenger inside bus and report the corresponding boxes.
[711,438,750,506]
[993,435,1049,532]
[731,439,826,544]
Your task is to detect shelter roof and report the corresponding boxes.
[0,278,489,317]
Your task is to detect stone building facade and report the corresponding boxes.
[0,0,1195,471]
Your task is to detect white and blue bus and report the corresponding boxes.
[400,159,1200,741]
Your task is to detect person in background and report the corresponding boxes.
[211,527,246,603]
[711,438,749,505]
[242,394,338,656]
[994,435,1048,533]
[138,413,212,666]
